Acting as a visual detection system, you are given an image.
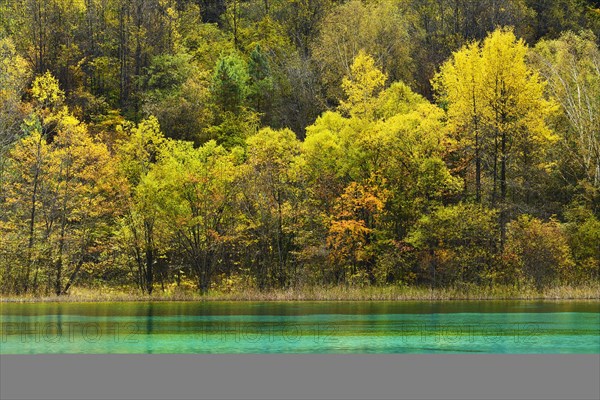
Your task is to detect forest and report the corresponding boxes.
[0,0,599,298]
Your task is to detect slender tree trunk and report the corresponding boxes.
[472,91,481,203]
[145,245,153,295]
[144,220,154,295]
[475,129,481,203]
[500,129,507,250]
[197,255,209,295]
[62,259,84,295]
[119,2,129,109]
[492,134,498,208]
[55,230,65,296]
[55,189,70,296]
[34,0,45,73]
[134,0,143,117]
[24,139,42,293]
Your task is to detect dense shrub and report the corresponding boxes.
[504,216,575,289]
[407,204,499,287]
[564,207,600,283]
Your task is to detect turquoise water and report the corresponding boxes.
[1,301,598,354]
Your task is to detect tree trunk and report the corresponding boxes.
[145,245,154,295]
[62,259,84,295]
[24,140,42,294]
[119,2,129,109]
[472,91,481,203]
[500,129,507,250]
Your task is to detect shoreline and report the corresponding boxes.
[2,284,599,303]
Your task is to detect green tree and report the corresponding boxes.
[155,140,238,293]
[209,52,259,147]
[247,44,274,121]
[116,116,167,294]
[238,127,304,288]
[212,52,249,113]
[142,53,214,144]
[526,0,599,40]
[564,205,600,282]
[407,204,500,287]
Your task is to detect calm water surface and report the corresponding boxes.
[1,301,598,354]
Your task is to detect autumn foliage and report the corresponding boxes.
[1,0,599,295]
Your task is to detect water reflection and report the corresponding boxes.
[1,301,598,354]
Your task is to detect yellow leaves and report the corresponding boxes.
[434,41,483,137]
[479,29,553,127]
[303,112,345,160]
[241,15,293,58]
[56,0,85,14]
[304,73,458,215]
[152,139,238,243]
[117,116,167,188]
[31,72,65,109]
[327,218,371,258]
[435,27,560,202]
[436,28,555,137]
[339,50,387,119]
[0,37,30,107]
[4,128,49,207]
[47,112,121,219]
[376,82,426,120]
[246,127,301,170]
[2,103,122,293]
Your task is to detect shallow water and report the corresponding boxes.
[1,301,598,354]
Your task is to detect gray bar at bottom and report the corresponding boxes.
[1,354,599,400]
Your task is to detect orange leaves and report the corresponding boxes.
[326,176,389,271]
[331,179,387,221]
[327,219,371,264]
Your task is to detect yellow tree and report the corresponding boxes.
[480,29,557,244]
[339,50,387,119]
[434,42,484,202]
[1,120,50,294]
[303,78,460,284]
[46,113,122,295]
[435,28,558,245]
[2,73,64,294]
[0,37,30,173]
[2,110,122,295]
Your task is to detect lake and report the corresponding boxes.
[1,301,598,354]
